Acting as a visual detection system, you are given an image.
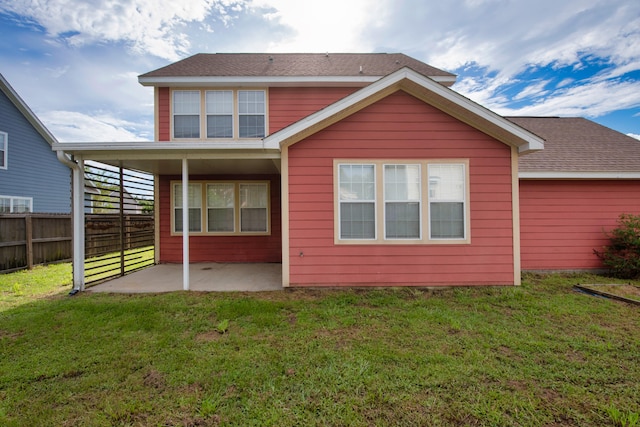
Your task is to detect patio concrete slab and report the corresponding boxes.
[87,263,283,293]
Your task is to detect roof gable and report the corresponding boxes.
[0,73,58,146]
[138,53,457,87]
[510,117,640,178]
[263,67,544,154]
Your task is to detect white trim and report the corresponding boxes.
[182,159,190,291]
[0,195,33,213]
[263,67,544,153]
[519,171,640,179]
[139,75,457,88]
[0,131,7,169]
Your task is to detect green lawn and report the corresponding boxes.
[0,267,639,426]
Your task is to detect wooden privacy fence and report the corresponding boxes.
[0,213,72,273]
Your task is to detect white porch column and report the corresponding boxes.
[72,156,85,290]
[182,158,190,291]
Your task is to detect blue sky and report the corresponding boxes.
[0,0,639,142]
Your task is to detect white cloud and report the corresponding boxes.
[628,133,640,140]
[0,0,248,60]
[41,111,152,142]
[247,0,381,52]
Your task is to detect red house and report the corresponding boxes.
[53,53,640,290]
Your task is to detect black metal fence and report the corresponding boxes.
[84,163,155,285]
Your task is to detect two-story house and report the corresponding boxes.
[52,53,640,291]
[0,73,71,213]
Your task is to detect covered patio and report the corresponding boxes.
[87,262,282,293]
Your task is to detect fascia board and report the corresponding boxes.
[264,67,544,152]
[519,171,640,179]
[138,75,457,88]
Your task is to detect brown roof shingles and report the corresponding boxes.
[139,53,456,79]
[508,117,640,173]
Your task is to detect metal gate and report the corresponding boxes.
[84,162,155,285]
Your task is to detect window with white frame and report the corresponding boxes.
[173,183,202,232]
[238,90,266,138]
[0,131,7,169]
[336,160,468,244]
[206,91,233,138]
[0,196,33,213]
[172,90,266,140]
[173,91,201,138]
[428,164,466,239]
[173,181,270,235]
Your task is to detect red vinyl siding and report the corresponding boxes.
[158,87,170,141]
[287,90,516,287]
[269,87,358,133]
[520,180,640,271]
[158,174,282,263]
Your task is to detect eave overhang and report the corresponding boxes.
[263,68,544,153]
[138,74,457,88]
[519,171,640,179]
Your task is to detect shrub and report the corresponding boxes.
[595,213,640,279]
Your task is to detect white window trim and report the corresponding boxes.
[171,180,271,236]
[172,90,201,139]
[0,195,33,213]
[334,159,470,245]
[0,131,7,170]
[170,88,268,141]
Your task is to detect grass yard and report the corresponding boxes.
[0,267,639,426]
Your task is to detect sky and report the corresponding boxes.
[0,0,639,143]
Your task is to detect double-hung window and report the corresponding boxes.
[173,91,200,138]
[428,164,466,239]
[338,164,376,239]
[173,183,202,232]
[336,160,468,244]
[206,91,233,138]
[0,131,7,169]
[238,91,266,138]
[173,181,270,235]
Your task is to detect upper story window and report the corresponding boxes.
[173,91,201,138]
[0,195,32,213]
[173,89,266,140]
[335,159,469,244]
[0,131,7,169]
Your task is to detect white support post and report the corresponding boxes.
[182,158,190,291]
[72,156,85,290]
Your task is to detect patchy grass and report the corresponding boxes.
[0,270,639,426]
[0,263,71,310]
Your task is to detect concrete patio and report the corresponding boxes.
[87,263,283,293]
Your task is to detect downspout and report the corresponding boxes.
[56,151,85,293]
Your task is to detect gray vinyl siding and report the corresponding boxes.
[0,90,71,213]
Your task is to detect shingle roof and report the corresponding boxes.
[508,117,640,174]
[139,53,456,80]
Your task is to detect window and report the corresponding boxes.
[384,164,421,239]
[206,91,233,138]
[173,183,202,232]
[207,183,234,232]
[335,160,469,244]
[240,183,268,232]
[173,90,201,138]
[428,164,466,239]
[338,164,376,239]
[0,132,7,169]
[238,91,266,138]
[0,196,33,213]
[172,90,267,140]
[172,181,270,235]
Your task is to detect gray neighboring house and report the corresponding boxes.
[0,73,71,213]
